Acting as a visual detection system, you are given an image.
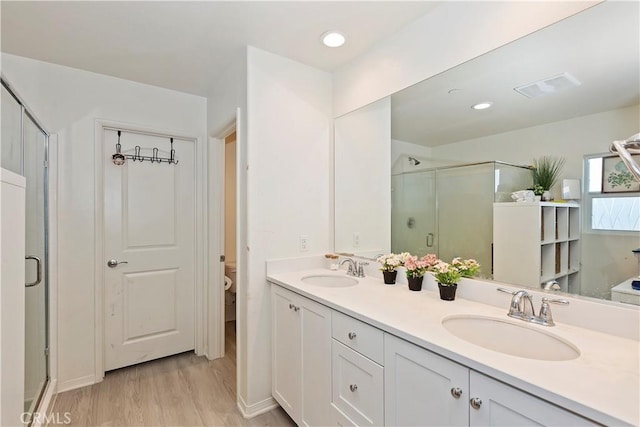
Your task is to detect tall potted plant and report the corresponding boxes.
[531,156,566,201]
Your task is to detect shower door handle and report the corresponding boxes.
[426,233,434,247]
[25,255,42,287]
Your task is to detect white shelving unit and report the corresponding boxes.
[493,202,581,293]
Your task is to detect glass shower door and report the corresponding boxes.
[23,113,48,414]
[391,171,437,256]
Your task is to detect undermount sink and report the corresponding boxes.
[442,315,580,361]
[301,274,358,288]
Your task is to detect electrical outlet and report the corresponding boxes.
[300,235,309,252]
[353,233,360,247]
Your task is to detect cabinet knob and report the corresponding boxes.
[470,397,482,410]
[348,332,357,340]
[289,303,294,310]
[294,306,300,312]
[349,384,358,392]
[450,387,462,399]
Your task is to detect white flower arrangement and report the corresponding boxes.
[376,252,408,272]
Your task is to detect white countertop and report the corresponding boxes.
[267,268,640,426]
[612,278,640,296]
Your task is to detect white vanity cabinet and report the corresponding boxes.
[271,284,332,426]
[385,333,594,427]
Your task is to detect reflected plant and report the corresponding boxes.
[532,156,566,191]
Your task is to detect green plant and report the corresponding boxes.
[532,156,566,191]
[431,261,461,286]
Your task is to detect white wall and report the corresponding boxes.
[431,105,640,299]
[333,1,598,117]
[0,169,26,427]
[335,98,390,255]
[1,53,207,391]
[244,46,332,411]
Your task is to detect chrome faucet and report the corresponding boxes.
[498,288,569,326]
[339,258,368,278]
[499,288,535,321]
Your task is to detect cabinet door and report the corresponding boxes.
[384,334,469,426]
[332,340,384,426]
[300,296,332,427]
[271,286,302,423]
[469,371,595,426]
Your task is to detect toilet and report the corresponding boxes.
[225,262,237,322]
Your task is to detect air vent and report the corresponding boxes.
[514,72,581,98]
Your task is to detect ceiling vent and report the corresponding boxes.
[514,72,581,98]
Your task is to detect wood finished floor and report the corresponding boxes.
[49,322,295,426]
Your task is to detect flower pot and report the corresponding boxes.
[438,283,457,301]
[407,275,424,291]
[542,190,552,201]
[382,270,397,285]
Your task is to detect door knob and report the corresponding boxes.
[107,259,129,268]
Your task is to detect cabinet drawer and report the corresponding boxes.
[332,311,384,364]
[332,340,383,427]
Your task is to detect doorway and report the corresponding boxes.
[224,132,237,332]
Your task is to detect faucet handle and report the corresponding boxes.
[356,261,369,278]
[538,297,569,326]
[497,287,517,295]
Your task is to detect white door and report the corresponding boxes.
[103,129,196,371]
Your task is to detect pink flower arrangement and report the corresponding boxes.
[404,253,438,278]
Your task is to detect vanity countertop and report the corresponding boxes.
[267,269,640,426]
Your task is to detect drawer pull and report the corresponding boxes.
[470,397,482,410]
[450,387,462,399]
[349,384,358,392]
[348,332,357,340]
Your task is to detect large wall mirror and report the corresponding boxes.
[334,1,640,303]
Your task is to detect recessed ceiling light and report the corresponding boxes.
[471,102,493,110]
[321,31,346,48]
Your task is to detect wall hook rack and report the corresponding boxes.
[112,130,179,165]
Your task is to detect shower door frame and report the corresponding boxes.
[1,76,57,422]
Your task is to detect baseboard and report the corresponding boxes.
[237,394,279,419]
[57,374,95,393]
[31,379,57,427]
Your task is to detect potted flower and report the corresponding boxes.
[431,258,481,300]
[376,252,411,284]
[431,261,462,301]
[451,257,480,278]
[531,156,566,201]
[404,253,438,291]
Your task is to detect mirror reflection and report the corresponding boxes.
[334,1,640,303]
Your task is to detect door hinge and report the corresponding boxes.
[44,347,49,357]
[220,255,225,262]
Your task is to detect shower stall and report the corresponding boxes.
[391,161,531,278]
[1,78,50,419]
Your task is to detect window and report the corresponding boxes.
[585,156,640,232]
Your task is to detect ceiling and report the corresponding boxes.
[391,1,640,147]
[1,1,439,97]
